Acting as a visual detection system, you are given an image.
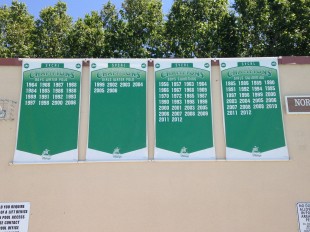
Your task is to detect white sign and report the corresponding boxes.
[297,202,310,232]
[0,202,30,232]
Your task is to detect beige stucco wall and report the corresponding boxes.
[0,62,309,232]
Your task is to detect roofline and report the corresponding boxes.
[0,56,309,66]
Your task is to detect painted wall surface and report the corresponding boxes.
[0,61,309,232]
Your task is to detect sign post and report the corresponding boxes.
[154,59,215,160]
[87,59,147,161]
[220,58,288,160]
[14,59,82,163]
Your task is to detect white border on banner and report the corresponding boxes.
[155,147,215,160]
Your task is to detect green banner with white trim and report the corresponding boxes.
[14,59,82,163]
[220,58,289,160]
[154,59,215,160]
[87,59,147,161]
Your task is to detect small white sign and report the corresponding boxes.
[0,202,30,232]
[297,202,310,232]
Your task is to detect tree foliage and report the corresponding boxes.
[34,1,72,58]
[166,0,235,58]
[101,1,126,57]
[68,11,105,58]
[0,0,309,58]
[0,1,35,57]
[120,0,164,57]
[234,0,310,56]
[0,5,9,56]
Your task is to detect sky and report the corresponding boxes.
[1,0,174,21]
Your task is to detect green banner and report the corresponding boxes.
[154,59,215,160]
[220,58,288,160]
[87,59,147,160]
[14,60,82,163]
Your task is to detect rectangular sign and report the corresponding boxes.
[154,59,215,160]
[286,96,310,114]
[220,58,288,160]
[297,202,310,232]
[87,59,147,161]
[14,59,82,163]
[0,202,30,232]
